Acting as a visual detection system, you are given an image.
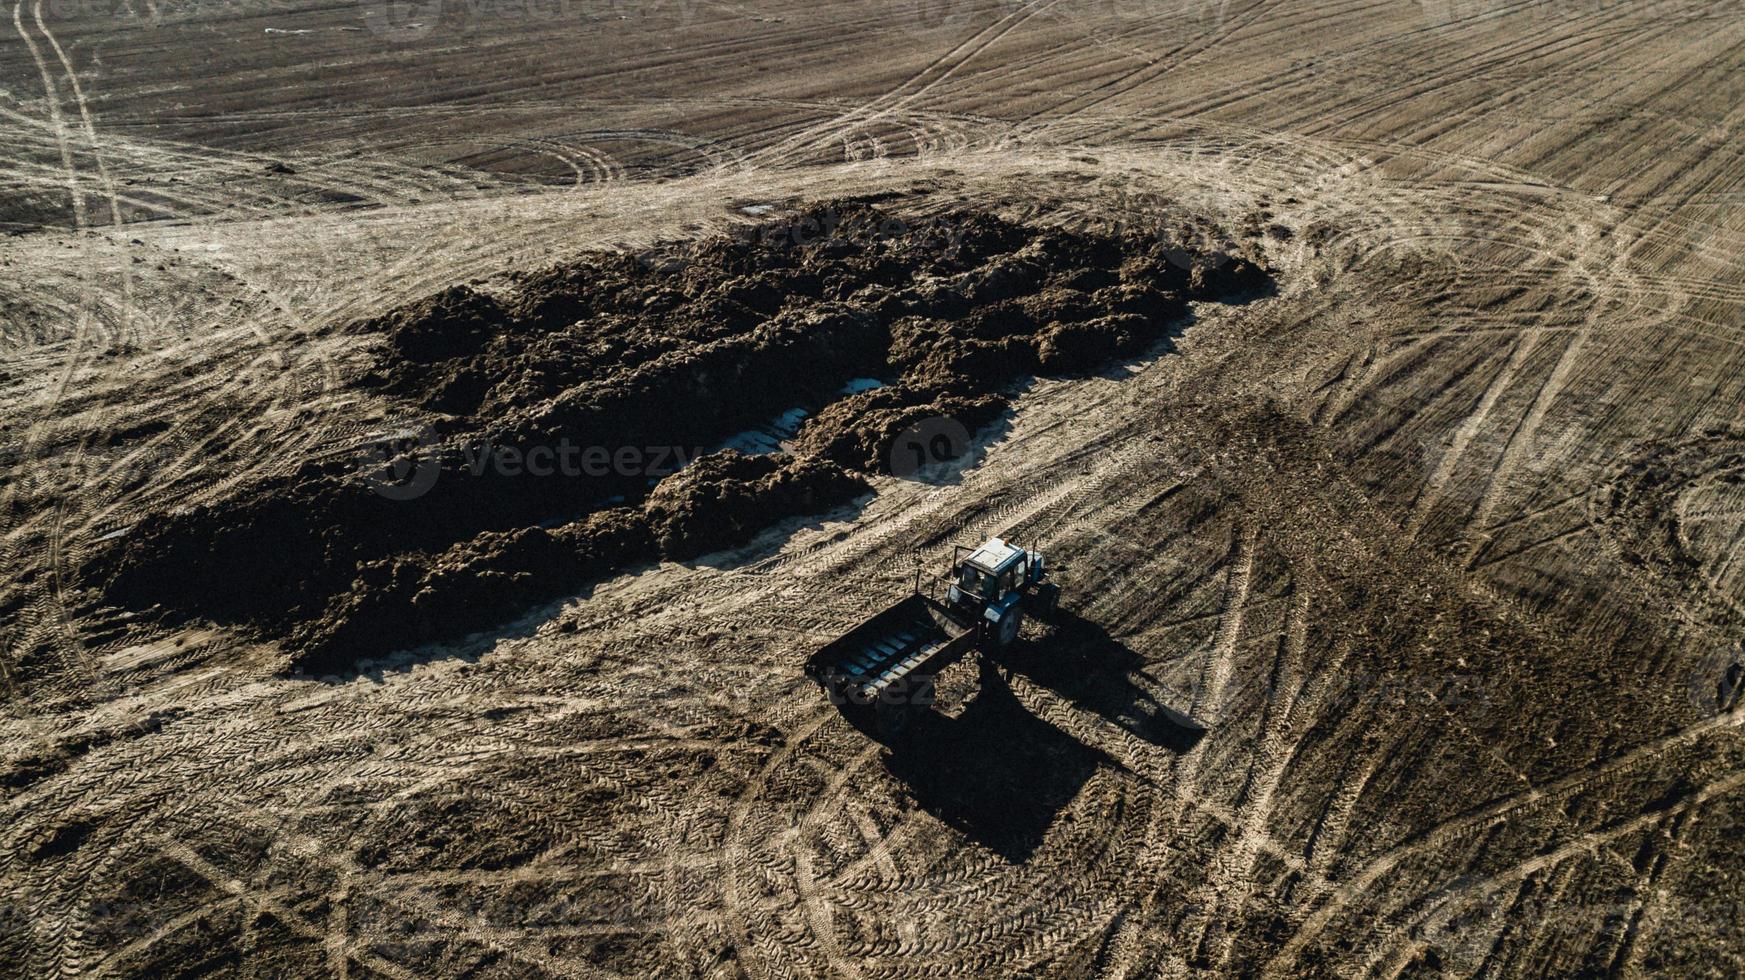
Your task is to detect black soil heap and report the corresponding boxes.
[91,201,1271,674]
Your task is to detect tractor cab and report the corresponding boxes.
[945,538,1052,647]
[949,538,1029,605]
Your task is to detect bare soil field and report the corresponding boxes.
[5,0,1745,977]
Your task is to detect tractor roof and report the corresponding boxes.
[966,537,1024,573]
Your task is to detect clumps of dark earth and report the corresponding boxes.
[89,201,1271,674]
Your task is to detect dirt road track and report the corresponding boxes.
[5,0,1745,976]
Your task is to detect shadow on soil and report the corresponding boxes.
[995,609,1207,754]
[877,667,1101,863]
[853,609,1205,862]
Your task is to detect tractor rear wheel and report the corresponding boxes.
[1034,583,1061,619]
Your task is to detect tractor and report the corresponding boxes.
[805,537,1058,737]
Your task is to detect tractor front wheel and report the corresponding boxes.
[994,605,1024,647]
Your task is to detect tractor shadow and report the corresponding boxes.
[871,667,1108,863]
[854,611,1205,863]
[991,609,1208,754]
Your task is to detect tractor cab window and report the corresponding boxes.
[958,565,993,598]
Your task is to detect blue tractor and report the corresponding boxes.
[805,537,1059,736]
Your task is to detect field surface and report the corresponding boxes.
[4,0,1745,977]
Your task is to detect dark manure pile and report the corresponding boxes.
[87,201,1271,674]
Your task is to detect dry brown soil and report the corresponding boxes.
[4,1,1745,977]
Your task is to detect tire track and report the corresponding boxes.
[1266,698,1745,974]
